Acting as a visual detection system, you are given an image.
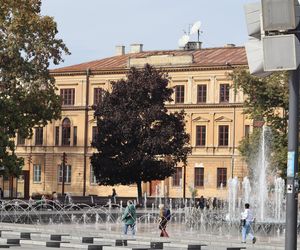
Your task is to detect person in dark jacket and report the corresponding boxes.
[122,200,136,235]
[198,195,205,209]
[111,188,117,204]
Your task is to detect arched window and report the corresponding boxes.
[62,118,71,146]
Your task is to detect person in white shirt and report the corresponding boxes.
[241,203,256,244]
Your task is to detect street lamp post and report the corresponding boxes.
[285,68,299,250]
[244,2,300,248]
[61,152,67,196]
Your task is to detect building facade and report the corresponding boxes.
[9,43,249,199]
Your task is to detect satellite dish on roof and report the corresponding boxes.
[190,21,202,42]
[190,21,201,35]
[178,34,190,47]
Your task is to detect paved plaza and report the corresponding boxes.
[0,222,295,250]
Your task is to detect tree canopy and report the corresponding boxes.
[91,64,191,200]
[0,0,69,178]
[231,69,288,176]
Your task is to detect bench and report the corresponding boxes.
[20,232,40,240]
[46,241,70,248]
[227,247,246,250]
[131,248,150,250]
[150,242,163,249]
[6,239,20,246]
[50,234,69,241]
[82,236,102,244]
[87,244,111,250]
[188,244,208,250]
[115,239,128,246]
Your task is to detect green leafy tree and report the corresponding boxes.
[231,69,288,176]
[91,64,191,202]
[0,0,69,195]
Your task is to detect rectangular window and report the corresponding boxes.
[60,88,75,106]
[58,165,72,183]
[172,167,182,186]
[175,85,185,103]
[33,164,42,183]
[219,84,230,103]
[35,127,43,146]
[217,168,227,187]
[245,125,250,138]
[219,125,229,146]
[197,85,207,103]
[17,134,25,145]
[194,168,204,187]
[55,127,59,146]
[73,126,77,146]
[94,88,104,105]
[90,166,97,184]
[92,126,98,143]
[196,125,206,146]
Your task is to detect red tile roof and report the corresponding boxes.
[51,46,247,74]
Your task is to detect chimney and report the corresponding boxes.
[224,44,236,48]
[115,45,125,56]
[184,41,202,50]
[130,44,143,53]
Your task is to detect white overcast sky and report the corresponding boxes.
[41,0,256,68]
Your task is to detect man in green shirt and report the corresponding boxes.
[122,200,137,235]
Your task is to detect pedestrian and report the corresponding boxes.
[52,191,58,202]
[204,197,210,210]
[111,188,117,204]
[241,203,256,244]
[158,204,171,237]
[198,195,205,210]
[122,200,136,235]
[212,197,217,209]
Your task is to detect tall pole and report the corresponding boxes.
[83,68,90,196]
[285,67,299,250]
[62,152,66,196]
[183,165,186,199]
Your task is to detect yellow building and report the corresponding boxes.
[11,42,249,199]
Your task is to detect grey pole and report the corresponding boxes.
[285,67,299,250]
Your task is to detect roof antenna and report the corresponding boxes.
[190,21,202,42]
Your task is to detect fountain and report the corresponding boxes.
[0,126,291,241]
[254,126,271,221]
[274,176,285,221]
[228,177,239,220]
[242,176,251,204]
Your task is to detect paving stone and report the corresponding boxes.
[0,231,12,238]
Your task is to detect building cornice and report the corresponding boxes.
[166,103,244,109]
[51,64,248,77]
[61,103,244,112]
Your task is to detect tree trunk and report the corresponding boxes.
[137,180,142,205]
[9,176,13,199]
